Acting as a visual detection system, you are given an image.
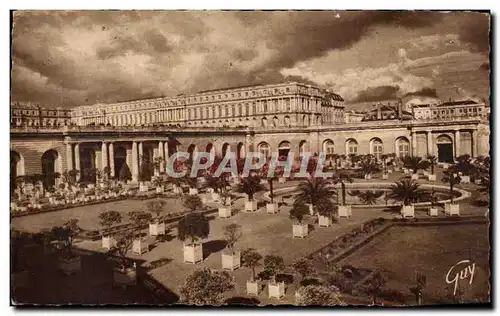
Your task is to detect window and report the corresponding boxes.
[286,87,290,92]
[253,103,256,115]
[323,140,335,155]
[397,139,410,157]
[258,143,271,158]
[371,139,383,160]
[347,139,358,155]
[263,101,268,112]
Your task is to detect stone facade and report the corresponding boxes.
[11,103,72,127]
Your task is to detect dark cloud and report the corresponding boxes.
[351,85,400,102]
[12,11,483,108]
[404,87,438,98]
[456,12,490,53]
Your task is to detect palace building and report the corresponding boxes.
[10,82,491,186]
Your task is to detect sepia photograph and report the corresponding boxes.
[9,10,491,307]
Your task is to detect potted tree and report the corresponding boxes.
[295,284,344,306]
[242,248,263,295]
[153,156,164,177]
[292,258,315,286]
[51,219,82,275]
[316,198,337,227]
[152,175,166,194]
[128,211,153,254]
[138,156,152,192]
[402,156,430,181]
[359,156,380,180]
[236,175,265,212]
[442,169,461,216]
[221,223,242,271]
[429,190,439,217]
[455,155,475,184]
[425,155,437,181]
[290,202,309,238]
[183,194,203,213]
[260,159,285,214]
[180,268,235,305]
[177,212,210,264]
[388,179,427,218]
[146,199,167,236]
[334,171,353,218]
[99,211,122,249]
[113,231,137,288]
[264,255,286,299]
[294,177,334,216]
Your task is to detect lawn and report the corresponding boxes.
[340,223,490,305]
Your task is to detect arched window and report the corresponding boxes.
[284,116,291,127]
[258,142,271,158]
[323,139,335,155]
[261,117,268,127]
[299,140,308,153]
[346,139,358,155]
[397,137,410,158]
[273,116,279,127]
[371,138,383,160]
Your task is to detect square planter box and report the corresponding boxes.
[149,222,166,236]
[113,267,137,287]
[442,163,449,170]
[223,197,232,206]
[428,174,437,182]
[102,236,117,250]
[173,186,182,194]
[132,238,149,255]
[293,223,308,238]
[245,200,257,212]
[58,255,81,275]
[318,215,332,227]
[218,207,232,219]
[474,179,482,185]
[403,168,410,175]
[411,174,419,181]
[429,207,439,217]
[268,281,285,299]
[266,203,278,214]
[401,205,415,218]
[423,170,430,176]
[382,174,389,180]
[338,205,352,218]
[221,251,241,271]
[139,184,149,192]
[246,280,260,295]
[364,174,372,180]
[188,188,198,195]
[387,169,393,174]
[445,204,460,216]
[184,244,203,264]
[260,179,267,185]
[278,178,286,184]
[461,175,470,183]
[156,186,164,193]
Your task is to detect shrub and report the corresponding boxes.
[180,268,234,305]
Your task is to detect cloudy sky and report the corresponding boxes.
[11,10,490,109]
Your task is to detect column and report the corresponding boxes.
[74,143,81,181]
[132,141,138,182]
[454,130,461,158]
[109,142,115,178]
[158,141,165,173]
[138,142,143,165]
[426,130,433,156]
[164,140,169,161]
[411,132,417,157]
[66,143,73,171]
[472,129,478,157]
[101,142,108,170]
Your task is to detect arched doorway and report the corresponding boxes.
[11,151,22,193]
[222,143,230,158]
[114,147,127,178]
[436,135,454,163]
[236,142,245,160]
[299,140,308,154]
[279,141,291,157]
[41,150,59,187]
[206,143,216,160]
[395,137,410,158]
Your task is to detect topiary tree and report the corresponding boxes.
[289,202,309,225]
[118,164,132,183]
[128,211,153,228]
[51,219,82,258]
[99,211,122,234]
[183,195,203,213]
[264,255,285,283]
[223,223,242,255]
[177,213,210,246]
[295,284,344,306]
[241,248,262,281]
[146,199,167,222]
[292,258,315,283]
[180,268,235,305]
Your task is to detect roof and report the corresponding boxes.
[438,100,478,107]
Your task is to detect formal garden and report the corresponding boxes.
[11,153,491,305]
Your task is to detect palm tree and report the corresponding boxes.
[236,175,265,202]
[441,168,461,203]
[388,179,429,206]
[358,158,380,179]
[380,154,389,173]
[402,156,429,174]
[349,190,384,205]
[294,177,335,215]
[453,154,476,177]
[426,155,437,175]
[332,170,353,206]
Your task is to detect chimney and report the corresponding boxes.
[376,103,381,119]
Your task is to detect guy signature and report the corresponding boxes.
[446,260,475,296]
